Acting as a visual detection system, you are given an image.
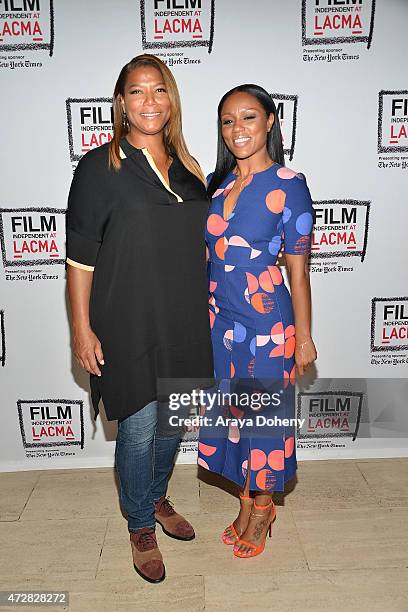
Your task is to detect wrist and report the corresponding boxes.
[297,339,310,350]
[73,320,92,334]
[296,333,312,344]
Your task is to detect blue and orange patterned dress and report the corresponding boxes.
[198,164,314,492]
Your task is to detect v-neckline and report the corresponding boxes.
[121,138,183,202]
[222,172,253,221]
[141,148,182,202]
[221,163,277,220]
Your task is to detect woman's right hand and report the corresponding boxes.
[73,326,104,376]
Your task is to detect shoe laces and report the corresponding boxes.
[157,496,176,516]
[134,528,156,551]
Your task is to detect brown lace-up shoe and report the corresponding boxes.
[154,496,195,541]
[130,527,165,583]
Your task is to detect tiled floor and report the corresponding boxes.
[0,459,407,611]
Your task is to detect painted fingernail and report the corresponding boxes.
[100,359,105,365]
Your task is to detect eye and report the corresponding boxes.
[222,119,233,125]
[130,88,143,95]
[244,114,256,120]
[156,87,167,93]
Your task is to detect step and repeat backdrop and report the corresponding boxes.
[0,0,407,472]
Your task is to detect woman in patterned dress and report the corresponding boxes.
[198,84,317,558]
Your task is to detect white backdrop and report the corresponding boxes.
[1,0,407,472]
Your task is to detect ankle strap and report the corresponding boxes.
[253,500,273,510]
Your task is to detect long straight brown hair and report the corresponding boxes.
[109,54,205,184]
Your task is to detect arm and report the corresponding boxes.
[67,265,104,376]
[65,153,110,376]
[285,255,316,376]
[205,172,214,264]
[281,172,317,376]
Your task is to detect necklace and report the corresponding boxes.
[233,159,275,187]
[233,160,275,198]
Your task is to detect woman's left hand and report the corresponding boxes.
[295,338,317,376]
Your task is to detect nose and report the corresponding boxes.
[143,89,156,105]
[232,118,244,134]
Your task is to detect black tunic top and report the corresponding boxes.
[66,138,213,421]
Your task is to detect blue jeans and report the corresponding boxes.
[115,400,182,532]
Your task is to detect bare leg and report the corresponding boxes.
[233,487,275,556]
[222,451,253,543]
[242,459,250,496]
[254,492,272,506]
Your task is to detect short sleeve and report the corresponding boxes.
[281,172,314,255]
[66,152,111,271]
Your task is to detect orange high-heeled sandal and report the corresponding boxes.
[221,494,253,545]
[233,499,276,558]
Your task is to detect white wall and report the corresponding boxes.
[0,0,407,472]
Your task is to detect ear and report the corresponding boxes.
[118,94,125,113]
[267,113,275,133]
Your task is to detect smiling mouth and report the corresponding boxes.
[233,136,251,145]
[140,112,161,119]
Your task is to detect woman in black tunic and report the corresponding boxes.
[66,54,213,584]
